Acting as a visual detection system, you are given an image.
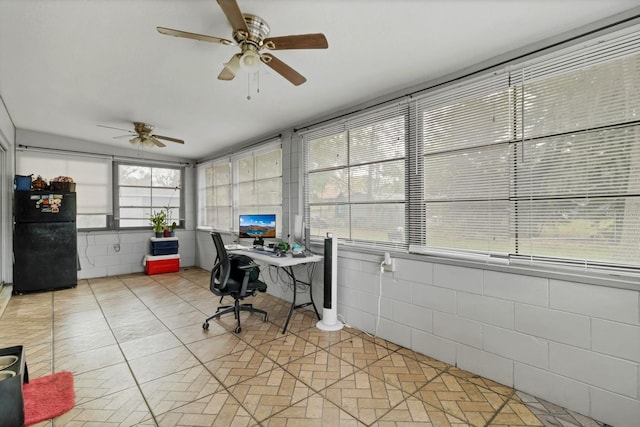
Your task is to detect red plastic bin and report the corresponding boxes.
[144,254,180,275]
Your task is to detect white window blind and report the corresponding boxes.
[197,139,283,235]
[510,28,640,269]
[199,160,232,230]
[236,146,283,236]
[410,24,640,270]
[303,103,407,249]
[300,23,640,272]
[16,150,111,229]
[410,72,513,257]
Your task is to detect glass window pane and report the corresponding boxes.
[119,165,151,186]
[213,163,231,186]
[255,149,282,179]
[238,181,258,206]
[120,187,151,207]
[151,167,180,187]
[349,116,405,165]
[120,207,151,221]
[308,169,348,204]
[238,157,255,183]
[308,133,347,170]
[350,160,405,202]
[351,203,405,243]
[425,201,511,253]
[77,215,107,229]
[310,205,350,239]
[257,178,282,206]
[215,185,231,206]
[515,197,640,265]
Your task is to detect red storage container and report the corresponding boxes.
[144,254,180,275]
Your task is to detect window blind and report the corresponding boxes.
[199,160,232,230]
[16,150,111,229]
[236,146,283,237]
[510,27,640,269]
[197,139,282,235]
[409,72,514,257]
[302,103,408,250]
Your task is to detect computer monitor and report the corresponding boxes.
[239,214,276,239]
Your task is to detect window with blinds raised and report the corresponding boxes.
[116,163,183,228]
[304,24,640,272]
[303,105,407,249]
[198,141,283,236]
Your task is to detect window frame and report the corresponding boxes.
[114,161,185,231]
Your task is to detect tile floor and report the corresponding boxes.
[0,268,605,426]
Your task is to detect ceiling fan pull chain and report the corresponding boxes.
[257,70,260,94]
[247,73,251,100]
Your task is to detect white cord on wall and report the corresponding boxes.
[374,260,384,336]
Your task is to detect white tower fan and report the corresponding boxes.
[316,233,344,331]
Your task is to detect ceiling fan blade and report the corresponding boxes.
[97,124,134,133]
[216,0,249,34]
[113,134,133,139]
[263,33,328,50]
[218,53,241,81]
[150,138,167,148]
[156,27,233,45]
[261,53,307,86]
[152,134,185,144]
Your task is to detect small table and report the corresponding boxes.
[229,248,323,333]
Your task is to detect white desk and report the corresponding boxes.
[228,247,323,333]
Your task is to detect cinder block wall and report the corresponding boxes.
[335,250,640,427]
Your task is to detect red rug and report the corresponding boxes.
[23,371,75,426]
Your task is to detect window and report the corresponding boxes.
[198,140,283,235]
[303,104,407,249]
[115,162,183,229]
[304,24,640,272]
[237,147,283,230]
[201,162,232,230]
[16,150,111,229]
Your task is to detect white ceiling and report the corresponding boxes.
[1,0,638,160]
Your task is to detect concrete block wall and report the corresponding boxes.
[334,250,640,427]
[78,230,196,279]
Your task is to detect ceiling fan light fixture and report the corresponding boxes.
[224,54,241,74]
[239,49,260,71]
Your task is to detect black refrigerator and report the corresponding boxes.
[13,191,78,293]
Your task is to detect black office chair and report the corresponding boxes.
[203,232,268,333]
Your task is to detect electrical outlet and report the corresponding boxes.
[383,257,395,272]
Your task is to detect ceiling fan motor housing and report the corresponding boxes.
[235,14,270,51]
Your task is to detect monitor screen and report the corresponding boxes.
[239,214,276,239]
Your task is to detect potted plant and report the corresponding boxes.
[169,222,177,237]
[150,210,167,238]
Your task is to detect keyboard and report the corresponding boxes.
[249,248,275,255]
[225,244,249,250]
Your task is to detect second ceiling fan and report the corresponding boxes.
[157,0,328,86]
